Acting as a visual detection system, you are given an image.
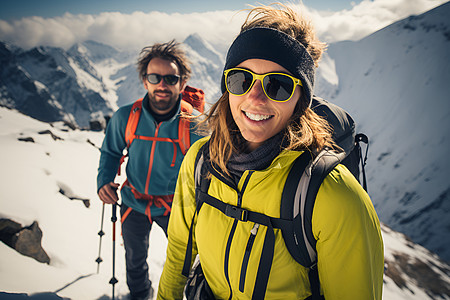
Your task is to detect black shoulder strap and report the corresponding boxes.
[356,133,369,192]
[303,150,342,258]
[281,149,341,300]
[281,150,341,267]
[182,142,210,277]
[279,151,313,264]
[307,150,341,300]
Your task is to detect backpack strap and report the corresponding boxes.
[355,133,369,192]
[125,99,143,148]
[117,99,143,176]
[290,149,341,300]
[119,98,194,176]
[126,98,193,153]
[303,150,342,257]
[278,149,342,300]
[182,143,209,277]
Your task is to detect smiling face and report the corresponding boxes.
[228,59,301,151]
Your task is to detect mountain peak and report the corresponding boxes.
[183,33,223,63]
[68,40,121,63]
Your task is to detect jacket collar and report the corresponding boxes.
[142,93,182,124]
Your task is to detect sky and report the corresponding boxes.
[0,0,367,20]
[0,0,448,53]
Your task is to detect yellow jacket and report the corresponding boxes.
[158,137,384,299]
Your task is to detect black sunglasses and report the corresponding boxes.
[146,73,180,85]
[224,68,302,102]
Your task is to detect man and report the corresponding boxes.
[97,40,204,300]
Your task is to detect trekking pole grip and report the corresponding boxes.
[111,203,117,223]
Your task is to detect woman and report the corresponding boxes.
[158,4,384,300]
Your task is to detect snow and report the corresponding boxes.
[0,106,448,299]
[381,224,450,299]
[0,106,166,299]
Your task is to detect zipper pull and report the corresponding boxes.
[250,223,259,236]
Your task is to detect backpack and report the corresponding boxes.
[117,86,205,224]
[182,96,369,300]
[117,86,205,175]
[311,96,369,191]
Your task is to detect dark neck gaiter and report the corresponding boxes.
[226,131,287,185]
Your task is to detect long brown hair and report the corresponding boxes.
[198,4,335,174]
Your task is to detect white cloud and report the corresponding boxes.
[0,0,447,52]
[303,0,448,43]
[0,10,244,52]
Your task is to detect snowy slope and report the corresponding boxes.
[0,106,167,299]
[0,106,449,299]
[317,2,450,261]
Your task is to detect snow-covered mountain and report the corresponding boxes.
[0,106,449,299]
[0,35,224,129]
[0,41,116,128]
[183,33,225,105]
[315,1,450,262]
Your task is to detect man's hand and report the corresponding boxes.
[98,182,120,204]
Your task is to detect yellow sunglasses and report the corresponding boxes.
[224,68,302,102]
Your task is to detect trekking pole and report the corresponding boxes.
[356,133,369,192]
[95,203,105,274]
[109,203,118,300]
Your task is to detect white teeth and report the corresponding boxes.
[244,111,272,121]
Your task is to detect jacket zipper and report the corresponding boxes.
[144,122,161,194]
[239,223,259,292]
[223,171,254,300]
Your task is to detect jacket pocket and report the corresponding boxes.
[239,223,259,292]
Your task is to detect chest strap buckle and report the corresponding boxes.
[225,205,248,222]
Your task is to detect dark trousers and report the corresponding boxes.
[121,203,169,297]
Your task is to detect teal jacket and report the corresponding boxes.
[97,94,204,217]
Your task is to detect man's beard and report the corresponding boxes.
[148,89,178,112]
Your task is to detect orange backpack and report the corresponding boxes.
[118,86,205,223]
[118,86,205,175]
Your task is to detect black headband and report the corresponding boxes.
[221,27,315,106]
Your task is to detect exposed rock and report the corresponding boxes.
[38,130,63,141]
[89,111,106,131]
[0,219,50,264]
[0,219,22,247]
[58,187,90,208]
[63,120,77,130]
[18,137,34,143]
[89,119,105,131]
[385,251,450,298]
